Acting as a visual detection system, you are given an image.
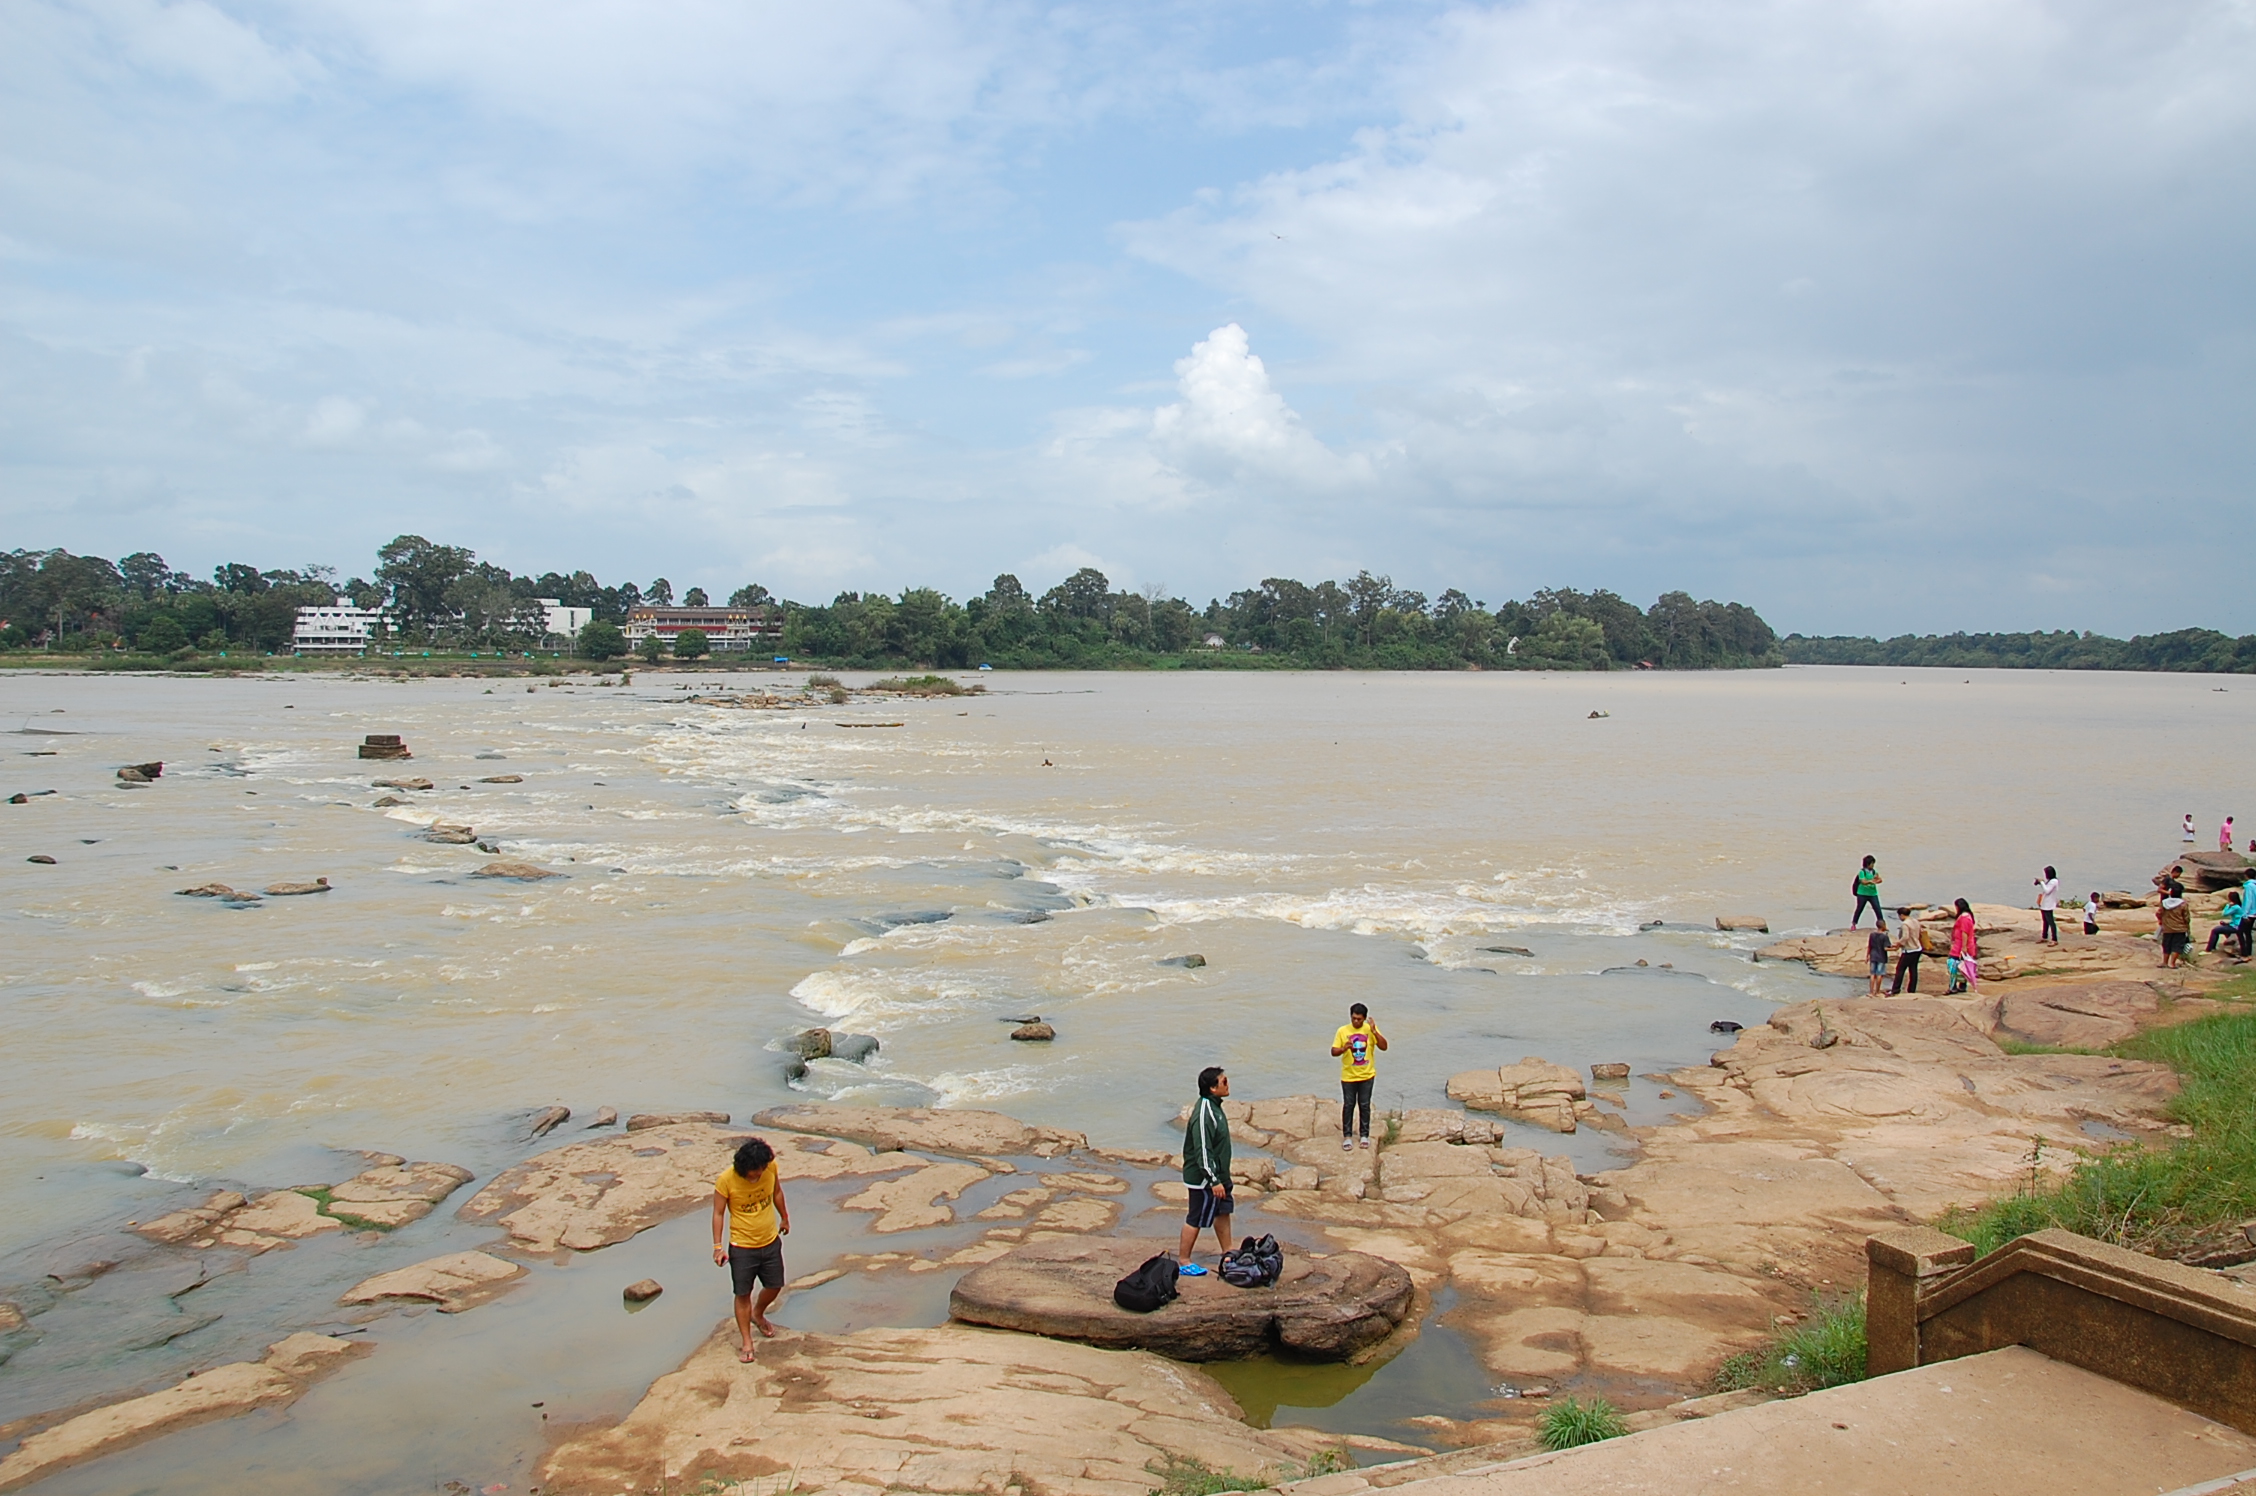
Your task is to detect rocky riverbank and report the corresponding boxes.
[4,924,2239,1496]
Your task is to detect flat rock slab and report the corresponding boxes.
[0,1333,363,1492]
[340,1251,526,1313]
[752,1103,1086,1158]
[458,1123,917,1253]
[1991,981,2164,1049]
[539,1322,1332,1496]
[949,1236,1414,1361]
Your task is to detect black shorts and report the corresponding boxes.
[1185,1182,1233,1230]
[729,1240,785,1294]
[2163,932,2190,955]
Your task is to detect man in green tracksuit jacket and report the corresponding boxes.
[1178,1065,1233,1264]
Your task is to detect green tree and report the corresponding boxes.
[637,632,666,663]
[729,583,773,607]
[673,627,710,659]
[137,614,189,653]
[646,577,674,605]
[375,535,475,638]
[683,587,709,607]
[577,620,627,659]
[1523,613,1611,670]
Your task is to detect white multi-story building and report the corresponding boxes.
[292,602,391,655]
[536,599,591,640]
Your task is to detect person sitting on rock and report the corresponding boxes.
[1178,1066,1233,1270]
[712,1136,790,1363]
[2206,894,2247,956]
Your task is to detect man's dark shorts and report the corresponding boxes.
[729,1240,785,1295]
[1185,1182,1234,1231]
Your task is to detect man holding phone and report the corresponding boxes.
[1331,1003,1388,1151]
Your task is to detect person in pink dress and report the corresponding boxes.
[1947,898,1979,994]
[2222,817,2237,852]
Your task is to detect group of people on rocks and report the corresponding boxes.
[1851,849,2256,989]
[706,1002,1394,1359]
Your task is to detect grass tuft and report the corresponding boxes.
[1713,1294,1868,1395]
[294,1186,395,1233]
[868,674,979,696]
[1941,1009,2256,1260]
[805,673,842,689]
[1537,1396,1628,1450]
[1145,1449,1349,1496]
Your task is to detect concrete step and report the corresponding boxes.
[1292,1347,2256,1496]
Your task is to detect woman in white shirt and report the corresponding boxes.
[2034,866,2060,944]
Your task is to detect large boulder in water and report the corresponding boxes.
[949,1235,1412,1361]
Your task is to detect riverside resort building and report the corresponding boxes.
[622,604,783,653]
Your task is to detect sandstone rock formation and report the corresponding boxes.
[1446,1058,1593,1132]
[424,823,477,844]
[261,878,331,896]
[340,1251,525,1313]
[949,1236,1414,1361]
[458,1122,919,1252]
[467,861,561,880]
[0,1333,363,1492]
[134,1157,473,1250]
[537,1323,1334,1496]
[1986,980,2166,1049]
[753,1103,1087,1158]
[1011,1021,1057,1041]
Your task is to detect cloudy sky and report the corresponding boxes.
[3,0,2251,634]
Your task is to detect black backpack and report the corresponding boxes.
[1219,1234,1283,1289]
[1112,1252,1181,1313]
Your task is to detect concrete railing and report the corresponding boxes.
[1867,1226,2256,1434]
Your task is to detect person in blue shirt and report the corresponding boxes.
[2206,895,2247,955]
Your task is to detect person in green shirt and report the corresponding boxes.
[1852,856,1884,928]
[1178,1066,1233,1268]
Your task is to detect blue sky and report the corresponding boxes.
[3,0,2251,634]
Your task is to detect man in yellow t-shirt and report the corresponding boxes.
[1330,1002,1388,1152]
[711,1137,791,1362]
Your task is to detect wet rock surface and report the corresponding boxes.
[1446,1058,1593,1132]
[0,1332,364,1491]
[457,1123,919,1252]
[753,1103,1087,1158]
[340,1251,526,1313]
[950,1235,1414,1361]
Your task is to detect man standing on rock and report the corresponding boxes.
[712,1137,789,1362]
[1332,1003,1388,1151]
[1179,1066,1232,1269]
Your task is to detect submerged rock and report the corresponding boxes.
[527,1105,571,1138]
[1010,1021,1057,1041]
[623,1278,664,1304]
[370,776,432,790]
[1158,953,1208,968]
[478,774,525,784]
[949,1235,1414,1361]
[26,854,56,865]
[176,883,259,903]
[0,1332,365,1491]
[468,861,562,880]
[1715,915,1770,932]
[423,823,477,844]
[262,878,331,896]
[1591,1063,1632,1081]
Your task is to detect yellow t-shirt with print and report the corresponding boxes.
[1334,1023,1379,1082]
[714,1163,779,1248]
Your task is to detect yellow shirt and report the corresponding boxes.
[1335,1023,1379,1082]
[715,1163,779,1248]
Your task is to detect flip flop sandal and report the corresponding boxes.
[1178,1263,1209,1277]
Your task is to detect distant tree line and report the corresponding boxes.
[1,536,1781,671]
[1781,629,2256,674]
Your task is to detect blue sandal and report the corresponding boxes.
[1178,1263,1209,1277]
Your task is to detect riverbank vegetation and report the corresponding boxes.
[3,540,1779,671]
[1783,628,2256,674]
[1942,1006,2256,1262]
[1714,1296,1869,1397]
